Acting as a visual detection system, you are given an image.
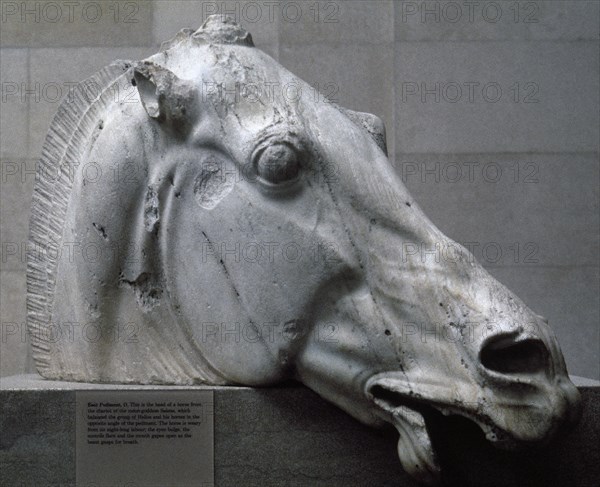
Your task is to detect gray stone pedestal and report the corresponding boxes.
[1,374,598,487]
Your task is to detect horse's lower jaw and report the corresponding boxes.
[389,402,441,485]
[368,385,441,485]
[366,378,520,486]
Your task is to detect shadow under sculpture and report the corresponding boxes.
[27,15,581,486]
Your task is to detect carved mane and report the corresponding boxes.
[27,61,132,375]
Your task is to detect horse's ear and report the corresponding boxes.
[132,61,195,131]
[341,108,388,156]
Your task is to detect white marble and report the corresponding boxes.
[27,16,581,485]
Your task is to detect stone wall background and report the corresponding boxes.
[1,0,598,379]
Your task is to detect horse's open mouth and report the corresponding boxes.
[366,379,520,486]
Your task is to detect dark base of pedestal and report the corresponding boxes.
[1,375,598,487]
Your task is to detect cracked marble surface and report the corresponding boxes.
[26,16,583,485]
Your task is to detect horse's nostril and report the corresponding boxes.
[480,335,549,374]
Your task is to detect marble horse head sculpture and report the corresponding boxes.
[27,15,580,485]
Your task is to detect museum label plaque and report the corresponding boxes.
[76,390,214,487]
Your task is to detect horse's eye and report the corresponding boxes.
[255,143,301,185]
